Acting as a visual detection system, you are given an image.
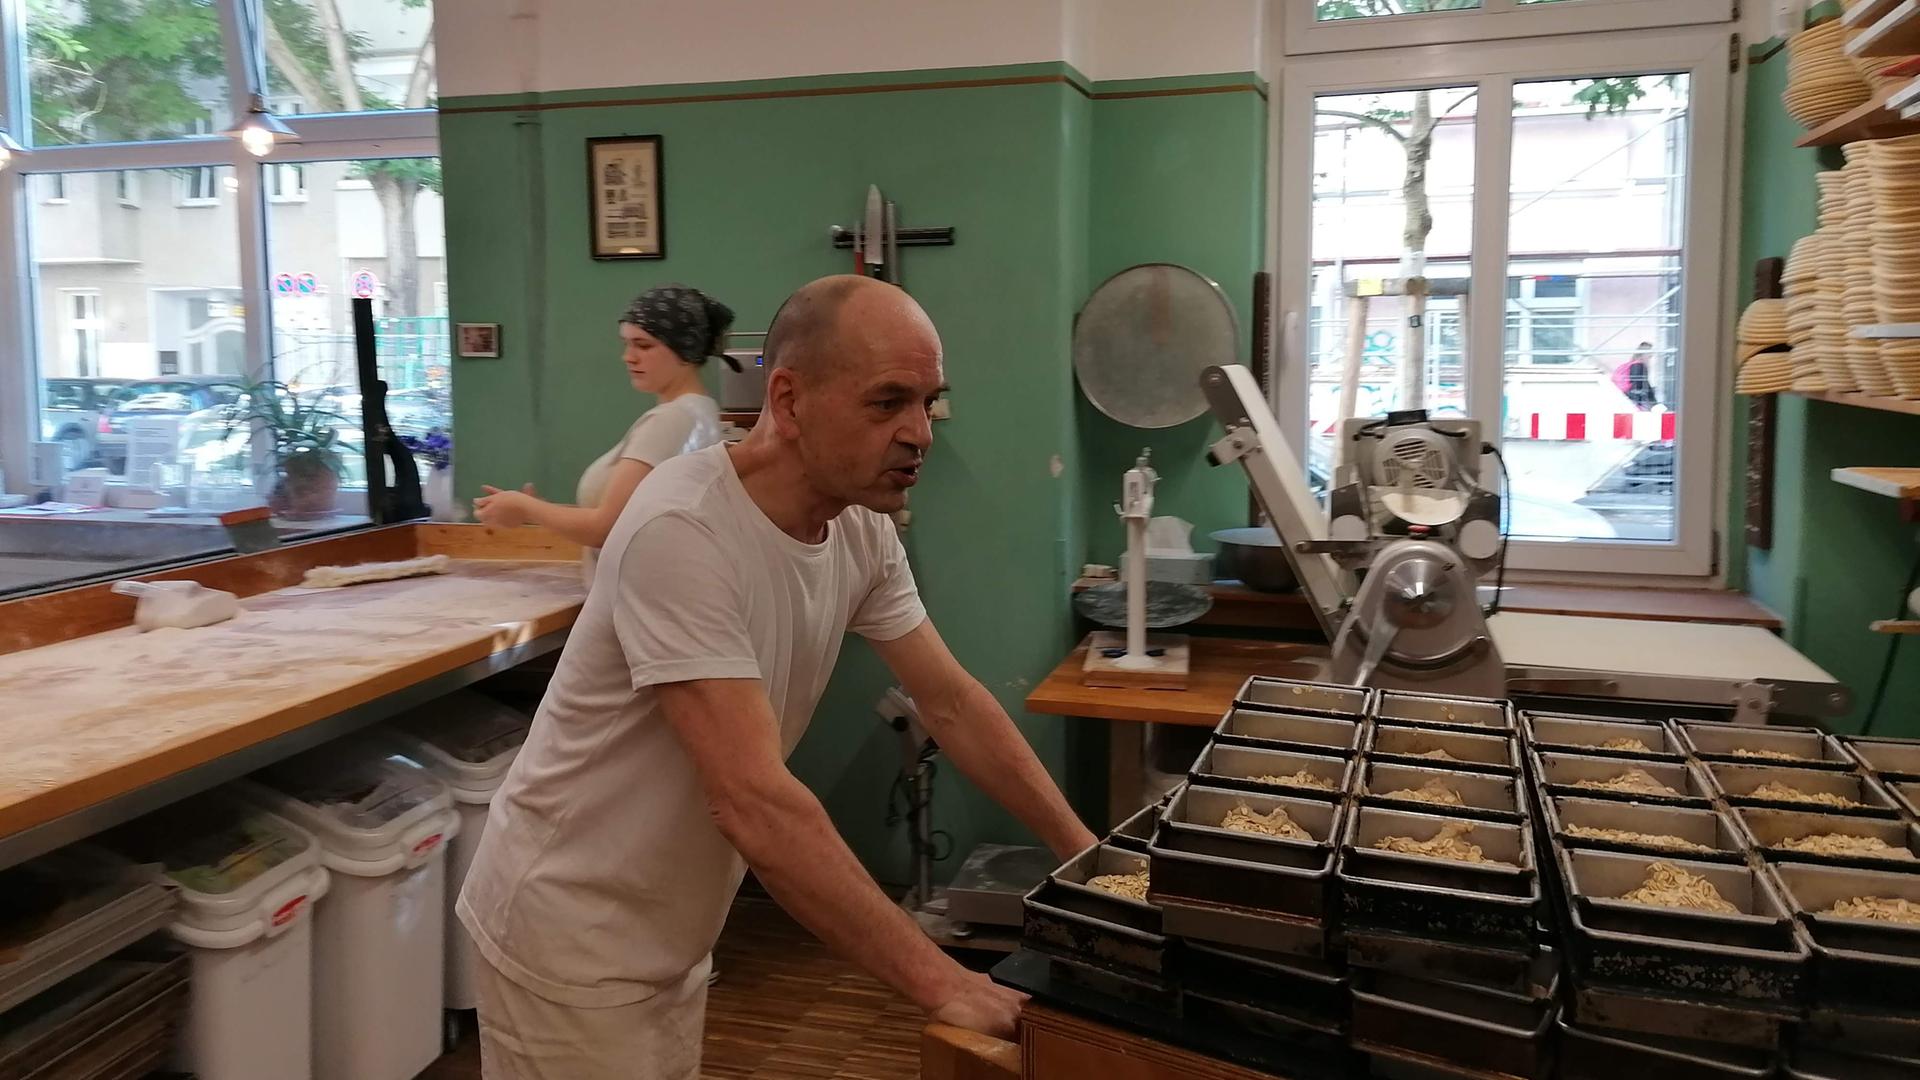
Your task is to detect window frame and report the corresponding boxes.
[1274,27,1735,578]
[0,0,438,506]
[115,169,139,207]
[1286,0,1736,56]
[64,288,102,377]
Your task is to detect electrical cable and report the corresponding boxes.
[1483,443,1512,616]
[1860,531,1920,736]
[885,745,953,862]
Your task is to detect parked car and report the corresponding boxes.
[41,377,134,471]
[97,376,246,474]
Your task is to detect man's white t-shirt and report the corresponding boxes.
[457,444,926,1007]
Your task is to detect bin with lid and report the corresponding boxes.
[241,738,459,1080]
[102,790,327,1080]
[386,688,531,1010]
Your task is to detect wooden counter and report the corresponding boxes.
[920,1009,1282,1080]
[0,523,585,869]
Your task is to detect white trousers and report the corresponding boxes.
[473,954,711,1080]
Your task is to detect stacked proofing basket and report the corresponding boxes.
[1783,18,1872,129]
[241,739,459,1080]
[1733,300,1794,395]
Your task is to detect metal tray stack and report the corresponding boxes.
[0,846,178,1017]
[0,945,190,1080]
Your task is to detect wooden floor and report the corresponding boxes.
[420,895,927,1079]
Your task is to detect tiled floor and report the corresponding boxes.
[420,896,927,1079]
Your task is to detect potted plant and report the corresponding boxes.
[225,382,351,520]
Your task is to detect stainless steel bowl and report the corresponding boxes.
[1211,526,1298,593]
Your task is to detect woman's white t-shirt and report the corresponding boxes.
[576,393,721,577]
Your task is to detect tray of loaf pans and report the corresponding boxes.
[1189,742,1353,802]
[1786,1044,1920,1080]
[1148,784,1340,957]
[1360,761,1525,824]
[1678,722,1854,771]
[1771,861,1920,1016]
[1560,848,1807,1007]
[1569,979,1789,1050]
[1339,806,1539,947]
[1732,805,1920,870]
[1180,991,1354,1079]
[1546,796,1746,863]
[1345,927,1557,998]
[1234,675,1370,718]
[1349,967,1557,1079]
[1839,735,1920,780]
[1795,1011,1920,1078]
[1893,779,1920,820]
[1532,750,1714,807]
[1521,713,1685,761]
[1702,761,1901,817]
[1022,843,1167,992]
[1174,941,1348,1027]
[1107,794,1169,854]
[1555,1016,1777,1079]
[1372,690,1515,734]
[1213,707,1363,757]
[1366,721,1520,775]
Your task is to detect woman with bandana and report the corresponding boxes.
[475,284,735,577]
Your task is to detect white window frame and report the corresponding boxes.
[1274,28,1734,578]
[115,169,139,207]
[267,161,307,201]
[0,0,439,497]
[1286,0,1735,55]
[40,171,65,203]
[64,289,102,377]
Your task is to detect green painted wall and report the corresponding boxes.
[1738,53,1920,736]
[441,64,1262,883]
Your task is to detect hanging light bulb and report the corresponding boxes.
[223,95,298,157]
[0,130,25,171]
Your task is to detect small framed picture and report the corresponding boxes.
[587,134,666,260]
[456,322,502,358]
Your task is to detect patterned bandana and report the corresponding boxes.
[621,284,738,370]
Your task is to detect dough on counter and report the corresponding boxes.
[301,555,452,589]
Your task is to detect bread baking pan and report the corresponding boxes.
[1703,761,1900,817]
[1349,967,1556,1078]
[1894,779,1920,821]
[1569,978,1788,1050]
[1189,742,1352,802]
[1786,1044,1920,1080]
[1555,1015,1776,1079]
[1678,722,1852,770]
[1174,941,1348,1027]
[1107,794,1167,853]
[1148,785,1340,957]
[1360,761,1524,823]
[1235,676,1370,718]
[1373,690,1514,733]
[1842,734,1920,780]
[1344,927,1557,998]
[1732,805,1920,870]
[1546,796,1745,863]
[1522,712,1684,761]
[1560,848,1806,1006]
[1339,806,1538,947]
[1533,750,1713,806]
[1771,861,1920,1015]
[1213,708,1362,757]
[1366,721,1520,775]
[1022,843,1164,976]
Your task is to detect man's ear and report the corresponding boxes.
[765,368,803,440]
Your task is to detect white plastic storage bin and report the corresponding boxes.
[387,689,532,1010]
[241,739,460,1080]
[103,791,328,1080]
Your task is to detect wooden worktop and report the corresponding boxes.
[0,524,585,843]
[1025,634,1324,727]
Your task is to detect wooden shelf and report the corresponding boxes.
[1833,466,1920,498]
[1845,0,1908,30]
[1793,390,1920,415]
[1853,324,1920,339]
[1848,0,1920,56]
[1796,84,1920,146]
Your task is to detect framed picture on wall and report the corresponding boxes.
[587,135,666,260]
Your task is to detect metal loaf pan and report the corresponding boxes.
[1180,992,1353,1079]
[1373,690,1515,733]
[1771,861,1920,1016]
[1361,761,1523,823]
[1213,708,1362,757]
[1547,796,1745,863]
[1533,750,1713,806]
[1350,968,1556,1078]
[1107,794,1167,853]
[1366,721,1520,775]
[1175,942,1349,1026]
[1149,785,1339,956]
[1022,843,1165,977]
[1895,779,1920,821]
[1190,742,1352,801]
[1339,806,1539,947]
[1703,761,1901,817]
[1679,722,1853,770]
[1787,1044,1920,1080]
[1733,805,1920,869]
[1236,675,1370,718]
[1523,712,1685,761]
[1555,1016,1777,1079]
[1842,735,1920,780]
[1561,848,1807,1006]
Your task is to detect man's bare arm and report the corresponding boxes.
[655,677,1026,1036]
[871,621,1098,860]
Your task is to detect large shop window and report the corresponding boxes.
[1278,29,1730,576]
[0,0,441,597]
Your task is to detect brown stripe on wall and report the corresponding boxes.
[442,73,1095,115]
[1091,83,1267,102]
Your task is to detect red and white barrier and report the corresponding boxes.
[1526,412,1675,442]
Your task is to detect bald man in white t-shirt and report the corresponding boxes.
[457,275,1098,1079]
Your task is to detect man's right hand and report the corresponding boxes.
[928,971,1028,1040]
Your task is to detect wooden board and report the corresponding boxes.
[921,1024,1020,1080]
[1028,635,1325,727]
[1021,1005,1282,1080]
[1832,467,1920,500]
[0,525,585,841]
[1081,631,1190,690]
